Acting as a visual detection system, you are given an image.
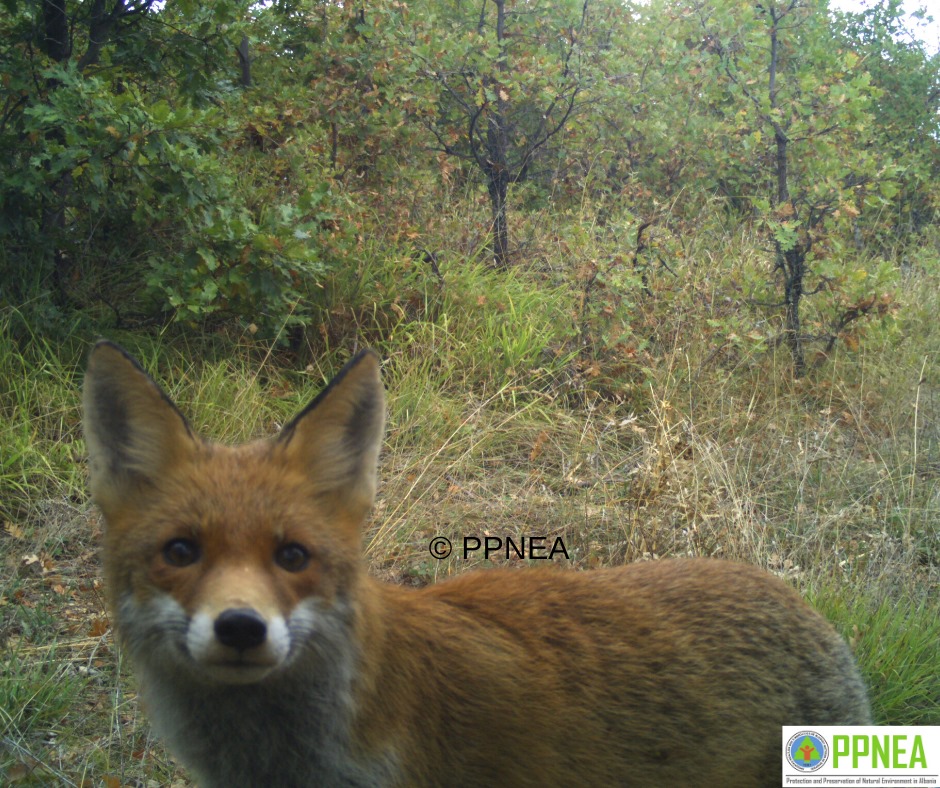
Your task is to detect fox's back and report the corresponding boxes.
[369,559,869,787]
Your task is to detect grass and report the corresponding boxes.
[1,209,938,783]
[812,589,940,725]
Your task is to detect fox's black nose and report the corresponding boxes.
[214,608,267,650]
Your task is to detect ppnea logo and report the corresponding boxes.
[786,730,830,772]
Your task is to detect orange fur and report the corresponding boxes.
[83,341,870,788]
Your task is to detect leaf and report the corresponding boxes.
[196,247,218,271]
[879,180,899,200]
[3,521,26,540]
[529,430,549,461]
[772,222,798,252]
[200,279,219,302]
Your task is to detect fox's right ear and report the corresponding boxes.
[277,350,385,523]
[83,341,196,512]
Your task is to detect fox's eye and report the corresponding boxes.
[163,538,201,567]
[275,543,310,572]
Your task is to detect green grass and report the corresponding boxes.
[0,209,938,784]
[1,645,87,786]
[811,586,940,725]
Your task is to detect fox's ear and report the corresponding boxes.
[83,341,196,512]
[278,350,385,520]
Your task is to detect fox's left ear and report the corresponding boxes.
[277,350,385,520]
[83,341,198,515]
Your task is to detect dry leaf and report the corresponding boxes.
[529,430,549,462]
[4,521,26,539]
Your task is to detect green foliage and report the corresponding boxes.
[834,0,940,247]
[0,1,349,336]
[666,0,894,371]
[136,140,335,332]
[399,0,623,264]
[246,0,423,182]
[2,0,932,354]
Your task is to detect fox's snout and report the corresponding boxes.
[179,600,295,684]
[214,607,268,651]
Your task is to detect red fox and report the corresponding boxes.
[83,341,871,788]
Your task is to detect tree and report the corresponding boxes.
[1,0,243,307]
[695,0,883,374]
[834,0,940,247]
[405,0,603,267]
[0,1,348,335]
[32,0,161,301]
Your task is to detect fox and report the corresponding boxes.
[83,340,871,788]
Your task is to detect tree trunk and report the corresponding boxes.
[40,0,72,305]
[237,36,252,88]
[39,0,130,305]
[780,245,806,377]
[774,127,806,376]
[487,169,510,268]
[484,0,511,268]
[43,0,70,62]
[768,6,805,377]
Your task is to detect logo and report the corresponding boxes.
[786,730,830,772]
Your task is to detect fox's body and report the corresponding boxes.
[83,342,871,788]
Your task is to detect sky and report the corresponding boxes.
[828,0,940,53]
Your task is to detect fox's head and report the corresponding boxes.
[83,342,384,684]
